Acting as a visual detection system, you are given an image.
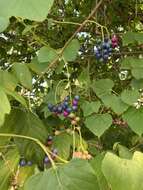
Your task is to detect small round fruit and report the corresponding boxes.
[68,113,75,119]
[75,117,80,122]
[63,101,69,108]
[66,107,72,113]
[27,161,33,166]
[72,105,78,111]
[74,95,80,101]
[72,100,78,106]
[44,156,49,164]
[48,103,53,111]
[71,120,77,125]
[52,148,58,155]
[63,111,69,117]
[96,53,101,59]
[57,106,63,113]
[19,159,26,167]
[52,106,58,112]
[48,135,53,141]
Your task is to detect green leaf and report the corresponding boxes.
[0,88,11,127]
[121,89,140,106]
[0,17,9,33]
[81,101,101,116]
[131,79,143,90]
[123,107,143,136]
[0,148,20,190]
[0,109,48,163]
[102,94,129,114]
[4,88,27,107]
[0,70,18,91]
[85,113,112,137]
[17,166,35,188]
[132,68,143,79]
[0,0,54,21]
[102,151,143,190]
[63,39,80,61]
[92,79,114,98]
[120,57,143,70]
[77,68,91,89]
[90,153,110,190]
[52,133,72,160]
[24,159,100,190]
[122,32,143,45]
[113,143,133,159]
[38,46,58,63]
[12,63,32,89]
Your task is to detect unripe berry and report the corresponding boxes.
[75,117,80,122]
[71,120,77,125]
[68,113,75,119]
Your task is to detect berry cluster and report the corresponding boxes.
[73,151,92,160]
[19,159,33,167]
[44,135,58,164]
[48,95,80,117]
[44,148,58,164]
[94,35,118,62]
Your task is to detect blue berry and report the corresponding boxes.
[27,161,33,166]
[96,53,101,59]
[74,95,80,101]
[44,156,50,164]
[66,107,72,113]
[108,48,112,53]
[63,101,69,108]
[19,159,26,167]
[48,103,53,111]
[57,106,63,113]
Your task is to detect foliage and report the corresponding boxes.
[0,0,143,189]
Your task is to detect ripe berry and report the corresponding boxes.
[19,159,26,167]
[73,100,78,106]
[66,107,72,113]
[72,105,78,111]
[48,103,53,111]
[27,161,33,166]
[44,156,49,164]
[52,106,58,112]
[74,95,80,101]
[63,101,69,108]
[57,106,63,113]
[63,111,69,117]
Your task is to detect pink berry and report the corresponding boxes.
[63,111,69,117]
[111,35,118,43]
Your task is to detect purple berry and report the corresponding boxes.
[19,159,26,167]
[52,106,58,112]
[44,156,49,164]
[63,101,69,108]
[96,53,101,59]
[73,100,78,106]
[72,105,78,111]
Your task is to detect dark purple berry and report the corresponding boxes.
[108,48,112,52]
[19,159,26,167]
[27,161,33,166]
[44,156,50,164]
[72,105,78,111]
[96,53,101,59]
[57,106,63,113]
[52,106,58,112]
[103,54,109,60]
